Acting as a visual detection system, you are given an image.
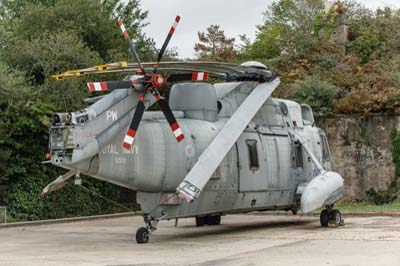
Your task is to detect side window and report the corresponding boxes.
[246,139,259,171]
[321,134,331,161]
[295,144,303,168]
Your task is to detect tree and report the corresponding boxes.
[0,0,153,221]
[251,0,324,59]
[1,0,157,109]
[291,75,340,115]
[194,25,235,62]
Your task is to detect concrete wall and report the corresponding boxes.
[316,115,399,201]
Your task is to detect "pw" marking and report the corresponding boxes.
[106,110,118,121]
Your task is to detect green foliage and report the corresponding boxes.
[335,202,400,212]
[4,176,129,221]
[234,34,253,62]
[291,75,340,115]
[249,25,282,59]
[3,0,151,62]
[391,129,400,177]
[0,0,150,221]
[365,180,400,205]
[347,7,400,64]
[313,9,337,40]
[364,130,400,205]
[311,53,339,71]
[194,25,236,62]
[251,0,324,59]
[349,32,384,64]
[245,1,400,116]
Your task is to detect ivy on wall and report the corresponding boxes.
[365,129,400,205]
[313,9,338,40]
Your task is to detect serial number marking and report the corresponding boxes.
[115,157,127,164]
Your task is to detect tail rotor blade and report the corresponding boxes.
[122,95,146,150]
[153,91,184,142]
[118,18,146,75]
[153,15,181,73]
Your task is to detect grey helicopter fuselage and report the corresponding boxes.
[49,80,334,219]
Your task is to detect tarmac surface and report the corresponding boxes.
[1,213,400,266]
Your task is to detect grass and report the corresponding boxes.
[335,202,400,213]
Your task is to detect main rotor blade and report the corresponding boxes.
[118,18,146,75]
[122,95,146,150]
[176,78,281,202]
[87,80,142,92]
[167,72,209,82]
[153,15,181,73]
[52,61,275,81]
[153,91,184,142]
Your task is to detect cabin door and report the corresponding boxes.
[262,135,291,190]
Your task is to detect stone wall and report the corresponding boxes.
[316,115,400,201]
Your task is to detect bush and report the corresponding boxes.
[365,180,400,205]
[291,76,340,115]
[348,32,384,63]
[311,54,338,71]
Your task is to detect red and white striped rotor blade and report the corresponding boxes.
[167,72,209,83]
[117,18,146,75]
[153,15,181,72]
[191,72,209,81]
[153,91,184,142]
[87,80,140,92]
[87,82,108,92]
[122,95,146,150]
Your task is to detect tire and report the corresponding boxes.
[136,227,149,244]
[196,216,206,227]
[206,215,221,226]
[329,209,341,227]
[320,209,329,227]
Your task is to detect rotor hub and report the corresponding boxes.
[151,73,166,88]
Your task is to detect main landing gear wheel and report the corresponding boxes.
[330,209,342,227]
[196,215,221,226]
[206,215,221,226]
[196,217,206,227]
[136,227,149,244]
[320,208,343,228]
[320,209,330,227]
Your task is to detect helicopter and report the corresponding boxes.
[43,15,345,244]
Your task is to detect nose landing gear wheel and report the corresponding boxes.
[136,227,150,244]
